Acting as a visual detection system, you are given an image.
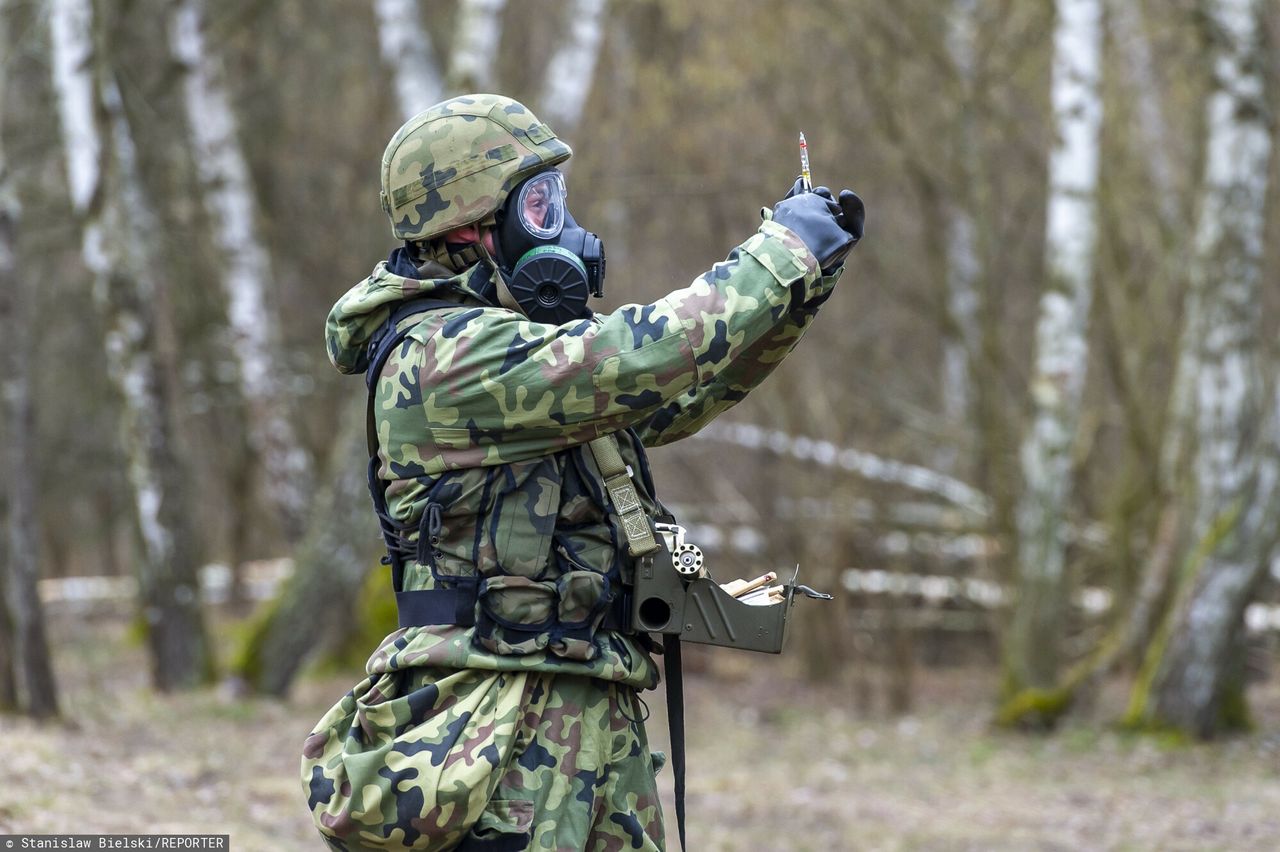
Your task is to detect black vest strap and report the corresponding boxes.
[365,298,461,593]
[396,588,477,629]
[394,585,631,631]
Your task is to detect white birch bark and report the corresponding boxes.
[372,0,444,117]
[1185,5,1268,538]
[169,0,313,542]
[693,422,991,517]
[50,0,210,689]
[1007,0,1104,692]
[448,0,507,92]
[1140,0,1277,737]
[940,0,981,468]
[539,0,607,132]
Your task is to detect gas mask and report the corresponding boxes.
[493,169,605,324]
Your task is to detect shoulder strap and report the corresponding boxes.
[365,298,459,455]
[364,298,459,594]
[586,434,660,557]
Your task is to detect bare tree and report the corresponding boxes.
[372,0,444,115]
[168,0,314,543]
[939,0,981,473]
[0,0,54,713]
[1126,0,1276,739]
[449,0,507,91]
[50,0,211,690]
[539,0,607,131]
[0,187,60,719]
[1002,0,1105,719]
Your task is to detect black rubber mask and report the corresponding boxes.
[494,169,605,324]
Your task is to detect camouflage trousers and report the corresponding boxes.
[302,666,665,851]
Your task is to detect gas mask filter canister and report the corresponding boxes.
[495,169,605,324]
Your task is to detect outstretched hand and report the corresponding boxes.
[773,179,866,273]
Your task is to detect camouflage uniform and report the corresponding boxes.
[302,95,839,851]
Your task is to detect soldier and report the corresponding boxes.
[302,94,863,851]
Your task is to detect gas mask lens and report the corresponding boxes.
[516,170,566,239]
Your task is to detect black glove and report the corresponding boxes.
[773,180,865,273]
[800,182,865,248]
[783,178,866,233]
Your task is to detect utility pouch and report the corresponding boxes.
[472,572,612,661]
[556,570,611,629]
[549,570,611,661]
[630,537,830,654]
[475,576,557,656]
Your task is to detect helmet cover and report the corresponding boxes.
[380,93,572,242]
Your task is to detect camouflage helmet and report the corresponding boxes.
[380,94,572,243]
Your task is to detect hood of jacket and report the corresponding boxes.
[326,247,496,375]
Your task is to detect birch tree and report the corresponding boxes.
[1001,0,1104,719]
[539,0,607,132]
[169,0,313,543]
[372,0,444,115]
[448,0,507,92]
[50,0,211,690]
[1126,0,1276,739]
[1017,1,1197,707]
[939,0,981,470]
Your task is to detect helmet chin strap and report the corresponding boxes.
[473,239,527,317]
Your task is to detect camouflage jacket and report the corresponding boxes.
[326,213,839,690]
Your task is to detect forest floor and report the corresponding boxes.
[1,611,1278,851]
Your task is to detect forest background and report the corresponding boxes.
[1,0,1279,847]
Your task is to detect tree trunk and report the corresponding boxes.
[0,566,16,713]
[539,0,606,132]
[448,0,507,92]
[0,59,28,709]
[372,0,443,117]
[169,0,313,544]
[1002,0,1104,716]
[0,0,53,716]
[0,204,60,719]
[939,0,980,473]
[50,0,212,691]
[1079,0,1193,674]
[237,410,378,696]
[1127,0,1275,739]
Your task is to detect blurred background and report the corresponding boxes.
[2,0,1280,847]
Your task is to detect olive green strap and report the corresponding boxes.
[587,435,659,557]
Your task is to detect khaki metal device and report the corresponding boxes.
[630,523,832,654]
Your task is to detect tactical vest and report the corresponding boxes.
[363,297,665,662]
